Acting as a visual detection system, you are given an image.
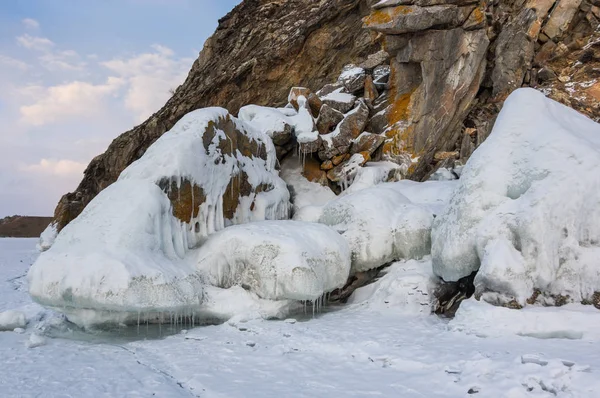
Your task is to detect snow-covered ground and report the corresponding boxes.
[2,238,600,397]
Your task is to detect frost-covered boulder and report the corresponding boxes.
[238,105,293,146]
[319,183,434,273]
[195,221,351,301]
[119,107,290,248]
[432,88,600,305]
[28,180,205,327]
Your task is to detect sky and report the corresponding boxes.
[0,0,240,217]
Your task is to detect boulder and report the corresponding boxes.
[351,132,386,156]
[319,100,371,160]
[316,104,345,135]
[338,65,367,94]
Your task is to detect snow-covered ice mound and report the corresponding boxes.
[432,88,600,305]
[28,180,205,327]
[195,221,351,301]
[28,108,297,327]
[319,183,434,273]
[348,258,436,314]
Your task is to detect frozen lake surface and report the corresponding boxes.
[1,238,600,397]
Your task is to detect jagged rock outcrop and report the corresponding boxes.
[51,0,600,233]
[52,0,378,232]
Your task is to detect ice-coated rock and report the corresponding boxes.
[432,88,600,305]
[28,180,205,327]
[195,221,352,301]
[319,183,434,273]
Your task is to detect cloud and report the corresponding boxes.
[0,55,30,71]
[39,50,86,71]
[22,18,40,30]
[17,34,54,51]
[19,77,125,126]
[102,44,192,121]
[21,159,87,177]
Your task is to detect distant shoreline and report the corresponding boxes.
[0,216,53,238]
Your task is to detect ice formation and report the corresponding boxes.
[195,221,352,301]
[28,180,205,327]
[237,105,292,140]
[432,88,600,305]
[28,108,295,327]
[0,310,26,331]
[319,183,434,273]
[37,223,57,252]
[119,107,290,248]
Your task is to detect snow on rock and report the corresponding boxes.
[195,221,351,301]
[237,105,293,146]
[0,310,26,331]
[386,180,458,215]
[348,258,436,314]
[432,88,600,305]
[28,180,205,327]
[280,155,336,221]
[319,183,434,273]
[120,107,290,248]
[37,223,57,252]
[341,161,402,195]
[451,299,600,341]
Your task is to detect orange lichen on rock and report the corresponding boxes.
[363,6,413,27]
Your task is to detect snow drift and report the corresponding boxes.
[432,88,600,305]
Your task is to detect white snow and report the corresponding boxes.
[348,258,436,314]
[432,88,600,305]
[4,238,600,397]
[386,179,459,215]
[26,333,46,348]
[340,161,402,195]
[237,104,291,139]
[195,221,351,301]
[36,222,57,252]
[0,310,26,331]
[452,299,600,341]
[338,65,365,84]
[319,87,356,104]
[280,155,336,219]
[319,183,434,273]
[288,95,317,142]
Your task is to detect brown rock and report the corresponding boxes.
[316,104,345,135]
[326,152,370,183]
[321,160,334,171]
[289,87,323,116]
[302,156,329,186]
[543,0,584,40]
[350,132,386,155]
[433,151,459,162]
[319,99,371,160]
[363,75,379,102]
[363,4,475,35]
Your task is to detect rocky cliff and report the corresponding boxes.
[51,0,600,232]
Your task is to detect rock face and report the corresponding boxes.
[52,0,377,232]
[51,0,600,232]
